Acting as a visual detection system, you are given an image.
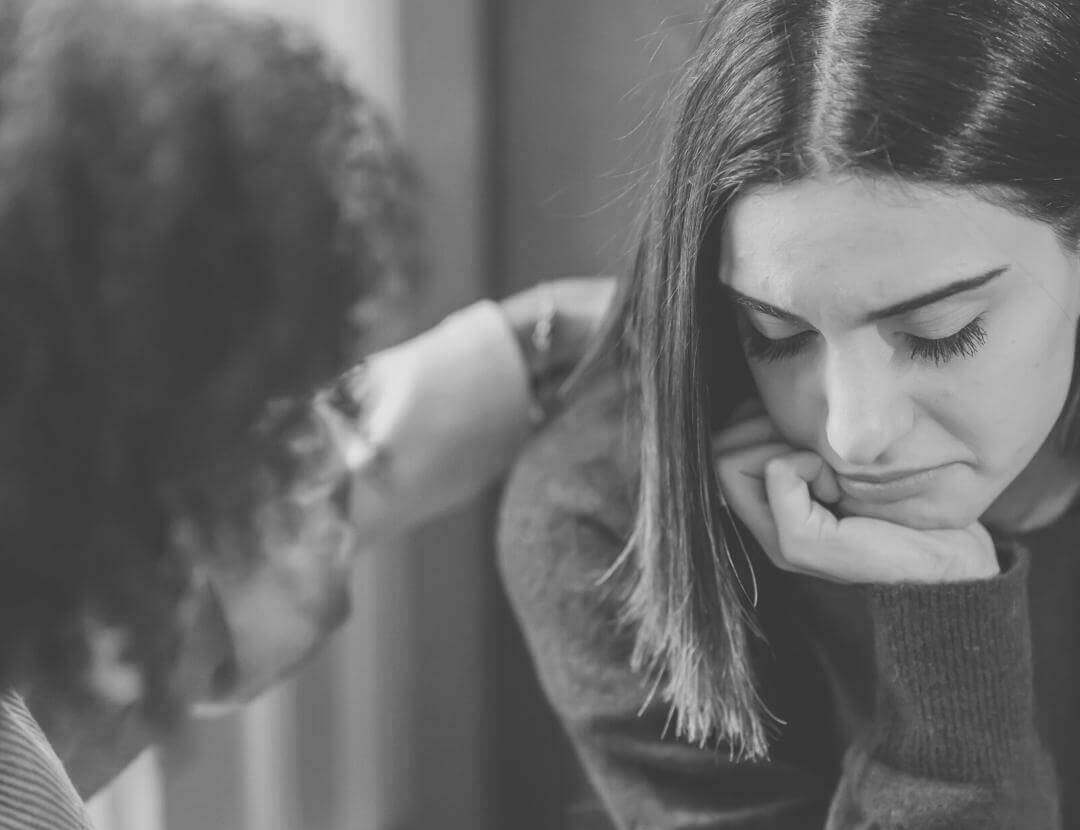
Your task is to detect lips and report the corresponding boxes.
[839,466,941,484]
[836,464,952,502]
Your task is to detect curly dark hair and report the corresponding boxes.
[0,0,416,725]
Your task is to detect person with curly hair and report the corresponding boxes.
[0,0,614,825]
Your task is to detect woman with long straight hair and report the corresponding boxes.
[500,0,1080,826]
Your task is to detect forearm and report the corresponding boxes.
[33,281,617,796]
[185,294,554,707]
[826,543,1060,828]
[334,298,535,547]
[336,276,615,545]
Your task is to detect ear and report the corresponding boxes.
[83,617,144,707]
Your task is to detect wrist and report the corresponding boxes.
[866,542,1035,780]
[499,284,562,421]
[941,523,999,581]
[498,286,538,352]
[500,287,551,374]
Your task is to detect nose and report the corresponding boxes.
[821,347,913,466]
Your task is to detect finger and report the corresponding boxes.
[764,452,821,525]
[763,461,951,583]
[764,453,840,561]
[808,457,840,504]
[720,487,782,573]
[715,441,792,489]
[715,442,792,565]
[712,414,784,455]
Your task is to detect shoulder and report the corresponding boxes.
[0,692,91,828]
[497,362,639,574]
[495,364,641,695]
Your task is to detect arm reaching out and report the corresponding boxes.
[37,276,618,797]
[200,275,617,707]
[338,276,617,547]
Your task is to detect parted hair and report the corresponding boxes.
[603,0,1080,759]
[0,0,415,723]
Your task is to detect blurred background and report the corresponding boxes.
[85,1,703,828]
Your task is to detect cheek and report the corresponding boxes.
[945,311,1077,465]
[1011,329,1076,448]
[750,364,818,445]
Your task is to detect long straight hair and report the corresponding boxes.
[598,0,1080,760]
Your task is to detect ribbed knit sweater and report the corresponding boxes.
[0,693,92,829]
[498,372,1074,829]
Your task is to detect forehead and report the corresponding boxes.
[718,176,1056,313]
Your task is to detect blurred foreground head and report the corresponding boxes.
[0,0,415,722]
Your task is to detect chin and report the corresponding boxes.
[835,495,980,531]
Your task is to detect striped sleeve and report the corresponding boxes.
[0,692,93,829]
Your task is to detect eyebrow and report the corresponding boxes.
[721,266,1008,326]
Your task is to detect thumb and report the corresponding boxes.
[764,452,840,542]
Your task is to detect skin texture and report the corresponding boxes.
[713,175,1080,582]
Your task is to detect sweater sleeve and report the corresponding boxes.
[193,299,536,711]
[337,298,535,547]
[499,374,1062,829]
[0,693,93,829]
[824,544,1060,828]
[497,379,831,829]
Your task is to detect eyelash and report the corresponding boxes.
[741,316,989,366]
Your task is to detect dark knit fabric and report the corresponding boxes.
[0,692,92,829]
[498,372,1071,829]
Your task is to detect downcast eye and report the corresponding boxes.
[905,316,987,366]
